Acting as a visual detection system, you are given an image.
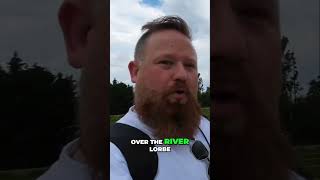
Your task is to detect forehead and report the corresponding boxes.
[144,30,197,59]
[230,0,277,6]
[230,0,279,11]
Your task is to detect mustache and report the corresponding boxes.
[211,56,249,98]
[211,55,246,70]
[211,56,245,77]
[163,82,192,96]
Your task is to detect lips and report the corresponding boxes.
[167,88,188,104]
[173,89,187,99]
[175,89,185,95]
[213,86,244,121]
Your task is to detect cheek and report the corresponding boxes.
[139,68,170,90]
[246,32,281,99]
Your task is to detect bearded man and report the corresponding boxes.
[212,0,306,180]
[110,16,210,180]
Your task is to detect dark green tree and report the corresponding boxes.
[110,79,134,115]
[199,87,210,107]
[7,51,27,74]
[281,36,302,104]
[0,52,78,169]
[280,37,320,146]
[280,36,302,134]
[197,73,210,107]
[307,75,320,99]
[198,73,204,93]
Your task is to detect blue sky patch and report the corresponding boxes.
[141,0,162,7]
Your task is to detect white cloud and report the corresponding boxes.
[110,0,210,88]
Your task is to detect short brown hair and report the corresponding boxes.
[134,16,192,61]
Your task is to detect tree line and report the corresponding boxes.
[0,52,78,169]
[0,35,319,169]
[280,37,320,145]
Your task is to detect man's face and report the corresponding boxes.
[212,1,294,179]
[132,29,201,139]
[212,0,282,136]
[138,29,198,102]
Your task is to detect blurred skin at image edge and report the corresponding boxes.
[212,0,305,180]
[37,0,108,180]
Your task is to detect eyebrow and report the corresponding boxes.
[154,54,197,62]
[232,0,279,24]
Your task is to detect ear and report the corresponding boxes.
[58,1,91,69]
[128,60,140,83]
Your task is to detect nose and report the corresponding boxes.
[212,1,247,62]
[211,1,248,96]
[173,62,188,82]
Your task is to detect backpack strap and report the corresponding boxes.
[110,123,158,180]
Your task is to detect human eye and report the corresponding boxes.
[185,63,196,69]
[159,60,173,65]
[158,60,174,68]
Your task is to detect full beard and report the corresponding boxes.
[134,82,202,139]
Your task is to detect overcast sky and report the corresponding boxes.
[0,0,319,93]
[279,0,319,94]
[110,0,210,88]
[0,0,74,77]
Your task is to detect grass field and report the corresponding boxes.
[295,145,320,179]
[110,114,124,123]
[0,167,48,180]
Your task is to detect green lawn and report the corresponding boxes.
[0,167,48,180]
[294,145,320,179]
[110,114,123,123]
[201,107,210,119]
